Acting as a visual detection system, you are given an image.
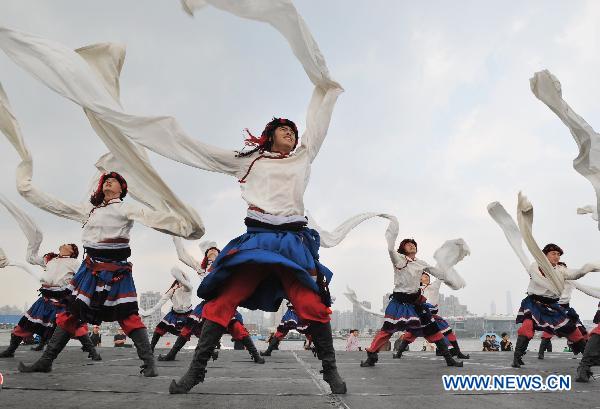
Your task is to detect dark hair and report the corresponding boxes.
[68,243,79,258]
[398,238,418,255]
[501,332,508,337]
[200,247,221,270]
[542,243,563,256]
[90,172,128,206]
[236,117,298,158]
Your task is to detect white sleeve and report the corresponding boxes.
[0,193,46,267]
[530,70,600,231]
[517,192,564,294]
[562,262,600,281]
[171,266,194,292]
[487,201,532,271]
[307,211,396,248]
[0,249,44,282]
[430,239,470,290]
[298,85,344,163]
[383,214,403,268]
[74,43,204,240]
[0,83,90,223]
[572,281,600,299]
[173,236,203,272]
[121,203,201,240]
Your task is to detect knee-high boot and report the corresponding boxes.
[242,336,265,364]
[18,326,70,372]
[310,322,347,394]
[129,328,158,377]
[169,320,225,394]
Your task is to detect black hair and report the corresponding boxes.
[236,117,298,158]
[90,172,128,206]
[398,238,418,255]
[542,243,563,256]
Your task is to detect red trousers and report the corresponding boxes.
[202,268,331,328]
[229,320,250,341]
[56,312,144,336]
[367,329,443,353]
[517,319,584,342]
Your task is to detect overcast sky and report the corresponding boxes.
[1,0,600,319]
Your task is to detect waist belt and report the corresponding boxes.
[529,294,560,305]
[390,291,422,303]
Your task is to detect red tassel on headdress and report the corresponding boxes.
[243,129,268,147]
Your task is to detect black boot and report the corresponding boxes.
[78,334,102,361]
[129,328,158,377]
[576,334,600,383]
[242,336,265,364]
[310,322,346,394]
[538,338,550,359]
[392,340,409,359]
[260,337,280,356]
[570,339,587,356]
[150,332,161,352]
[360,351,378,367]
[169,320,225,394]
[512,335,530,368]
[0,334,23,358]
[450,340,470,359]
[158,336,188,361]
[435,339,463,367]
[18,327,70,372]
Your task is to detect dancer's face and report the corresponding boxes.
[58,244,75,257]
[102,177,122,201]
[271,125,296,154]
[206,249,219,263]
[420,273,430,286]
[546,250,561,266]
[403,242,417,256]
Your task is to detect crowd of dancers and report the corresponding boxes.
[1,0,600,396]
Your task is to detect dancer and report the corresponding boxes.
[0,40,203,376]
[0,195,100,360]
[140,267,193,352]
[0,1,345,393]
[261,302,310,356]
[576,302,600,382]
[394,272,470,360]
[360,214,469,368]
[487,197,600,369]
[15,171,202,376]
[157,239,264,364]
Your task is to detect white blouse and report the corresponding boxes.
[171,285,193,313]
[41,256,80,289]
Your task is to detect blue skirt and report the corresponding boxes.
[156,308,191,335]
[66,256,138,325]
[197,226,333,312]
[382,298,439,337]
[17,288,67,337]
[516,295,577,337]
[423,303,452,334]
[277,308,308,334]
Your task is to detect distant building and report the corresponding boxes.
[239,308,265,331]
[437,293,469,317]
[506,291,513,315]
[490,300,497,316]
[139,291,162,331]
